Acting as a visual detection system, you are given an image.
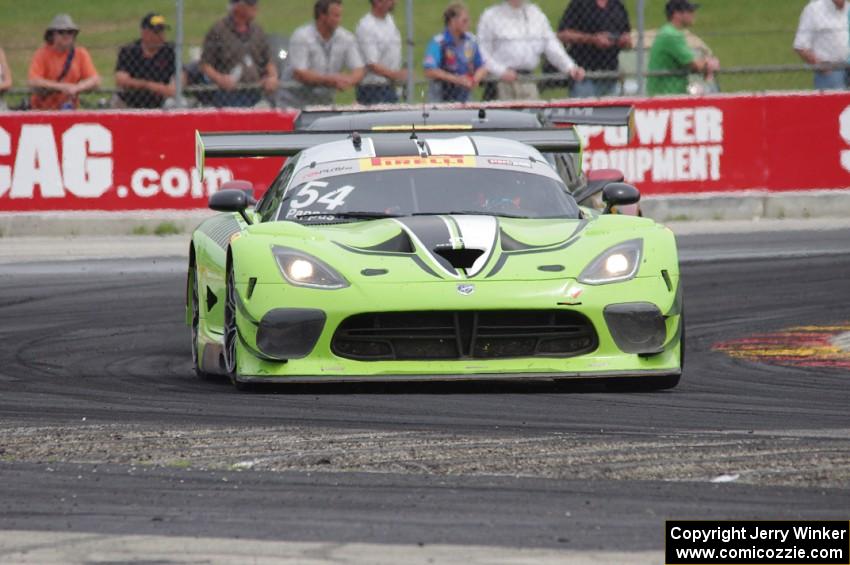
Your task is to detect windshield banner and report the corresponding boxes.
[1,92,849,211]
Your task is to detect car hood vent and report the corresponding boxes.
[434,247,484,269]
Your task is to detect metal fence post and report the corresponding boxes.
[174,0,186,107]
[636,0,646,96]
[406,0,414,103]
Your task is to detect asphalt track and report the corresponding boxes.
[0,226,848,561]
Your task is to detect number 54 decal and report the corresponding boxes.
[290,180,356,210]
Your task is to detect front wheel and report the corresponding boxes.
[223,262,252,391]
[189,263,213,380]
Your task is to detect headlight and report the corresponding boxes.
[578,239,643,285]
[273,246,349,289]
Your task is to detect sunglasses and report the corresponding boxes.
[55,30,78,36]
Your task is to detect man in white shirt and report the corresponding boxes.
[355,0,407,104]
[278,0,365,108]
[794,0,849,90]
[477,0,585,100]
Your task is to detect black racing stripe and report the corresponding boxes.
[498,220,586,255]
[363,231,415,253]
[665,282,683,317]
[397,216,457,275]
[235,292,260,326]
[486,237,581,278]
[570,219,588,238]
[334,231,414,256]
[659,313,684,353]
[499,228,547,252]
[410,255,442,279]
[510,234,581,256]
[334,242,410,257]
[483,217,500,275]
[485,254,510,279]
[333,242,442,278]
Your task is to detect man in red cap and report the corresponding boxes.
[28,13,101,110]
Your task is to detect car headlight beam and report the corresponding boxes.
[273,246,349,289]
[578,239,643,285]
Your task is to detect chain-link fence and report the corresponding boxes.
[0,0,843,111]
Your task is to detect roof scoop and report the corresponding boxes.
[434,247,484,269]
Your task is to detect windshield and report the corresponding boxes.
[277,168,580,223]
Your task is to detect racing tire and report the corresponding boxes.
[189,261,213,381]
[223,261,252,391]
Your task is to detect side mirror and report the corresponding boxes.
[602,182,640,214]
[572,168,625,205]
[209,189,252,224]
[219,180,257,205]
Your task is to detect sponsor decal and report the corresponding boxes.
[487,158,533,169]
[579,106,724,185]
[360,155,475,171]
[570,92,850,194]
[0,110,294,211]
[297,164,357,182]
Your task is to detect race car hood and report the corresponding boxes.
[242,214,677,283]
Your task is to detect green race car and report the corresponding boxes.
[188,125,682,390]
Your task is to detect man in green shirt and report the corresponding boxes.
[647,0,719,95]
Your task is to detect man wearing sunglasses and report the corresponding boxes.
[28,13,101,110]
[114,13,177,108]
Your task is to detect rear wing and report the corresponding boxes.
[195,127,582,178]
[295,103,634,130]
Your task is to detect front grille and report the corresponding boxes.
[332,310,598,361]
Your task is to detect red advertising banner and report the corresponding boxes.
[0,92,848,211]
[575,91,850,194]
[0,109,294,212]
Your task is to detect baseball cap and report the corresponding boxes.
[141,12,170,30]
[665,0,700,17]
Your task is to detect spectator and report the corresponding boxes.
[28,14,100,110]
[278,0,365,109]
[557,0,632,98]
[793,0,849,91]
[0,48,10,94]
[200,0,278,107]
[477,0,584,100]
[647,0,718,96]
[423,2,488,102]
[114,13,176,108]
[0,48,9,111]
[356,0,407,105]
[0,47,10,110]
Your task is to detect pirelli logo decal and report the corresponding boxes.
[359,156,476,170]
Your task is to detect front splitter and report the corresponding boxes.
[235,368,681,384]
